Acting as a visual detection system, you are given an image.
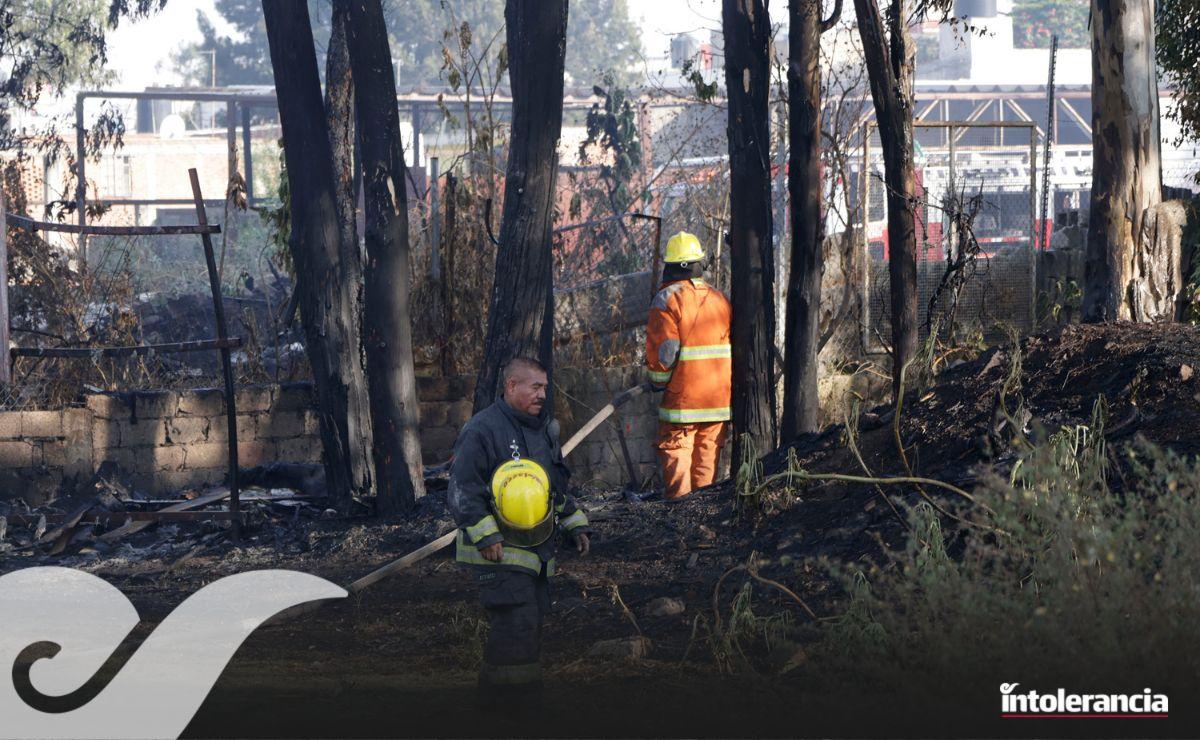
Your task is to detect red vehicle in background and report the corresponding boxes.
[860,161,1091,262]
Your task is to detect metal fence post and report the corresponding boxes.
[430,156,441,281]
[75,92,87,269]
[1029,125,1039,329]
[242,103,254,204]
[861,124,872,352]
[188,169,241,539]
[0,188,9,385]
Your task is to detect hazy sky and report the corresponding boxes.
[103,0,726,90]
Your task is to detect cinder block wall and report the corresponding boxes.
[0,370,667,500]
[82,384,323,494]
[554,366,664,488]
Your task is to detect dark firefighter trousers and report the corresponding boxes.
[476,566,551,692]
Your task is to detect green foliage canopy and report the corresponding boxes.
[1158,0,1200,145]
[175,0,642,90]
[1011,0,1089,49]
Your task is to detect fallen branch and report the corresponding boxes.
[749,469,974,506]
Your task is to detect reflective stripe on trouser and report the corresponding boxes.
[477,568,550,688]
[658,405,731,423]
[655,421,728,499]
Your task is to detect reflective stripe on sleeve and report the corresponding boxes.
[465,514,499,543]
[648,369,673,384]
[678,344,731,360]
[559,510,588,531]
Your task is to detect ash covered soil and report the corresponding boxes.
[5,323,1200,737]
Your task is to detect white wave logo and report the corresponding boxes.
[0,566,346,739]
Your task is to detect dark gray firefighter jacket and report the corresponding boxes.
[448,397,588,576]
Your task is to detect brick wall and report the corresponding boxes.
[0,371,677,501]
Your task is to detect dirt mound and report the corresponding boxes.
[888,322,1200,475]
[741,323,1200,565]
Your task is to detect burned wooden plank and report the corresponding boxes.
[5,509,239,527]
[97,487,233,544]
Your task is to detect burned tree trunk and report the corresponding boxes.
[473,0,568,412]
[723,0,778,459]
[344,0,426,514]
[853,0,919,398]
[323,0,375,494]
[1083,0,1164,322]
[325,4,359,265]
[781,0,841,441]
[263,0,371,503]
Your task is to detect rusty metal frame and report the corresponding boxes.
[1,171,244,537]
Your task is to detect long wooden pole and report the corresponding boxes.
[275,383,649,623]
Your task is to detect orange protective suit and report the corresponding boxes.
[646,277,733,499]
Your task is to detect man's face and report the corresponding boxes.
[505,366,548,416]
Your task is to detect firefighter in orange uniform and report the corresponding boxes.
[646,231,733,500]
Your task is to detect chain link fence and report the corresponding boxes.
[862,121,1038,351]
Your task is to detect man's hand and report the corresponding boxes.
[479,542,503,562]
[573,531,590,556]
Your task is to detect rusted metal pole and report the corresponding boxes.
[633,212,663,301]
[242,104,254,204]
[188,168,240,538]
[6,214,221,236]
[75,92,87,269]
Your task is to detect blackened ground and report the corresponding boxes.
[5,323,1200,737]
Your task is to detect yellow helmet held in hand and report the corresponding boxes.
[490,459,554,547]
[664,231,705,264]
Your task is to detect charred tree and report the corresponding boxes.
[263,0,372,503]
[1083,0,1164,321]
[853,0,919,398]
[323,0,375,493]
[344,0,426,514]
[781,0,842,441]
[723,0,778,460]
[473,0,568,412]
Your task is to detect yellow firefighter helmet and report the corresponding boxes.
[664,231,705,264]
[490,459,554,548]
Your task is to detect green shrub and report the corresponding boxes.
[806,400,1200,700]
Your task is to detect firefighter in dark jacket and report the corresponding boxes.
[448,356,590,704]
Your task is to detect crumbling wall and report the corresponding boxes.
[82,384,322,494]
[0,371,666,499]
[554,366,665,488]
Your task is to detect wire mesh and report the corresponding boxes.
[1,216,305,411]
[863,122,1038,351]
